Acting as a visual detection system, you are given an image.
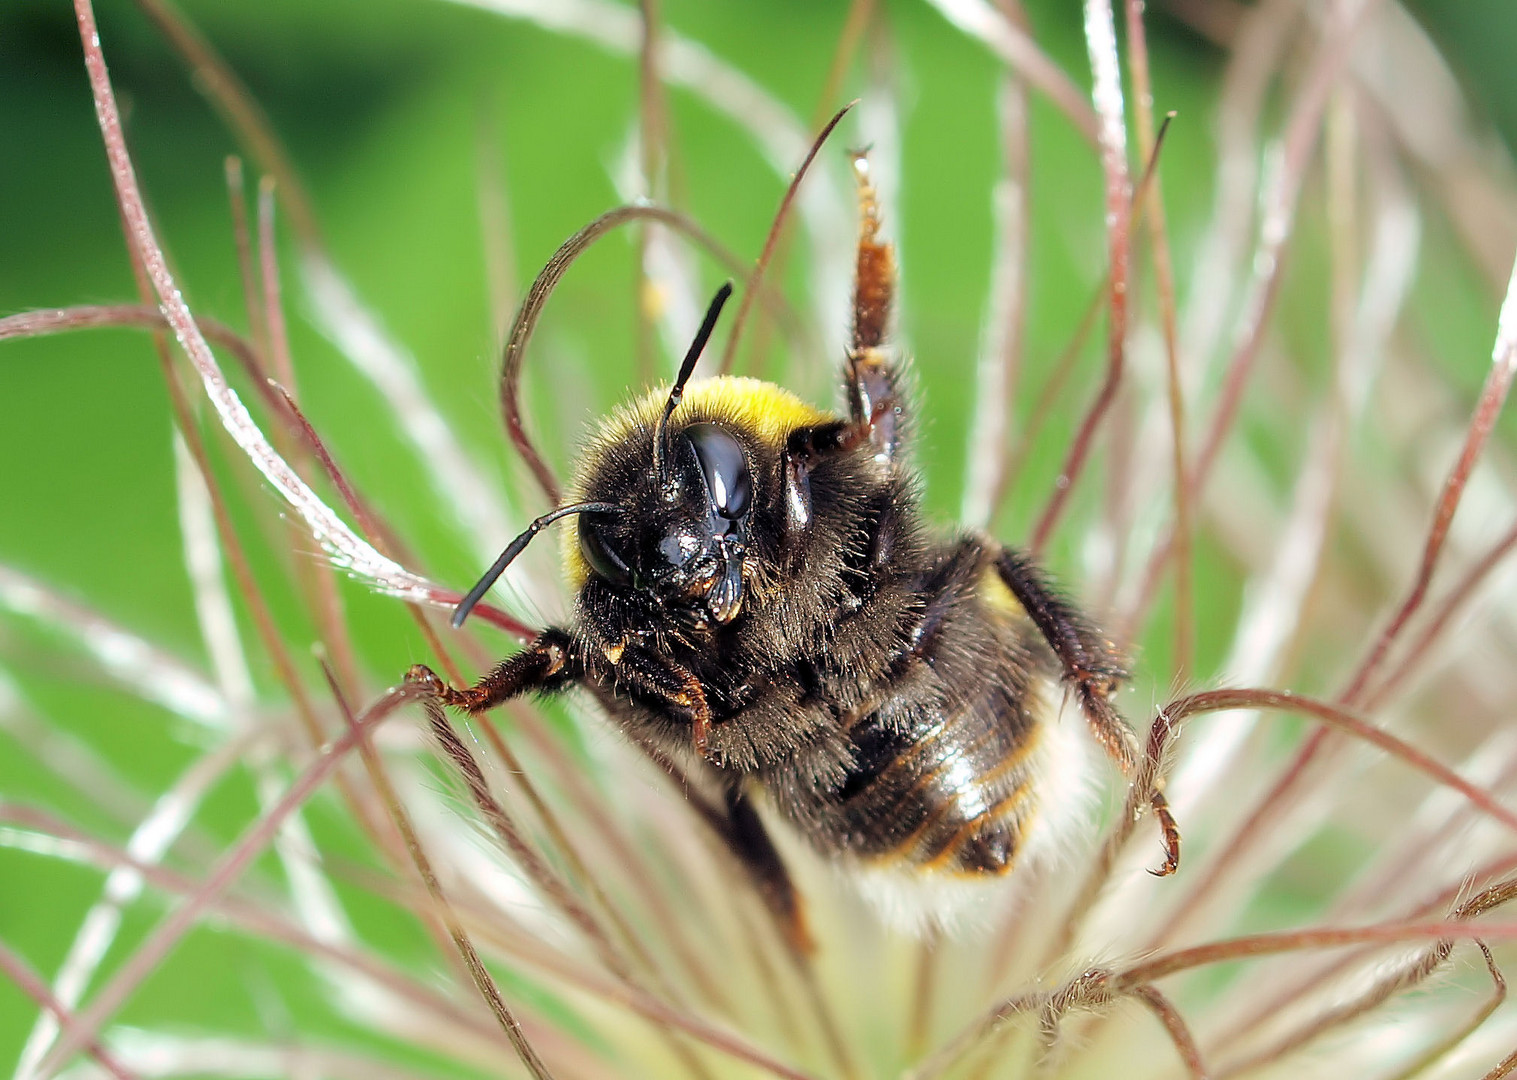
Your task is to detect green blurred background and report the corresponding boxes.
[3,0,1517,1071]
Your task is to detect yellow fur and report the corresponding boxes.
[561,376,833,589]
[978,564,1030,622]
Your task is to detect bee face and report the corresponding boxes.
[578,421,756,628]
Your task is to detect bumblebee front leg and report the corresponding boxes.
[993,550,1182,876]
[597,641,714,757]
[406,628,576,714]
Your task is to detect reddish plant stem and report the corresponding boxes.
[82,27,404,880]
[267,381,611,968]
[37,672,415,1075]
[1023,106,1173,556]
[915,907,1517,1080]
[1481,1049,1517,1080]
[1188,2,1372,501]
[737,0,876,383]
[1340,294,1517,704]
[61,6,507,1071]
[501,204,807,505]
[263,381,532,636]
[0,301,534,644]
[993,283,1104,514]
[0,939,138,1080]
[1222,939,1504,1079]
[1125,0,1193,678]
[962,0,1030,533]
[1119,918,1517,986]
[257,184,368,707]
[717,101,856,375]
[1153,250,1517,948]
[1000,876,1517,1080]
[1216,874,1516,1076]
[1131,984,1209,1080]
[924,0,1101,145]
[1159,688,1517,835]
[223,156,268,365]
[423,700,735,1080]
[1363,516,1517,711]
[1125,0,1371,633]
[330,676,557,1080]
[132,0,321,246]
[1,803,817,1080]
[814,0,876,131]
[1029,0,1130,555]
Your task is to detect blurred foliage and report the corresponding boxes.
[1407,0,1517,151]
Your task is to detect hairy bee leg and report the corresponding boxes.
[405,629,575,713]
[780,415,899,543]
[589,641,714,758]
[993,549,1183,876]
[1147,790,1182,878]
[624,744,805,941]
[783,163,913,535]
[723,783,814,954]
[846,152,904,460]
[1078,687,1180,876]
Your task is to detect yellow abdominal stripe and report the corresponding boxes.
[561,376,834,588]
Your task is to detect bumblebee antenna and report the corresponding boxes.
[452,501,622,628]
[655,281,734,488]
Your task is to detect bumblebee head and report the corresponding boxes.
[578,420,753,626]
[453,282,768,631]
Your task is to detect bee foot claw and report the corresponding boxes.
[1147,855,1180,878]
[405,664,448,699]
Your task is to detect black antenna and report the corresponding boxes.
[655,282,734,487]
[452,501,622,628]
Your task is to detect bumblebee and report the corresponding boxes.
[409,157,1178,942]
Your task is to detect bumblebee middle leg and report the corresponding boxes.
[994,549,1182,876]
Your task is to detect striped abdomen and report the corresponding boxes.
[827,671,1049,873]
[770,550,1070,877]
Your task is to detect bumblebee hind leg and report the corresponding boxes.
[993,550,1182,876]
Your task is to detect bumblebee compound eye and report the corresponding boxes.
[685,423,751,520]
[578,512,633,586]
